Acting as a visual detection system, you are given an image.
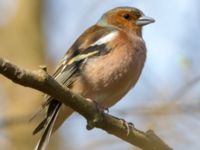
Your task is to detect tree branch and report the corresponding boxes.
[0,57,172,150]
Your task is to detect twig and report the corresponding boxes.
[0,57,172,150]
[0,116,28,128]
[172,75,200,101]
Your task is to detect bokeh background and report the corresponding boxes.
[0,0,200,150]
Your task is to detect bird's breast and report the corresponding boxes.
[72,36,146,107]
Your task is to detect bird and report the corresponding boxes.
[33,6,155,150]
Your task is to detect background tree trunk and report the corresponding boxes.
[0,0,61,149]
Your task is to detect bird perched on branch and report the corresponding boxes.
[33,6,155,150]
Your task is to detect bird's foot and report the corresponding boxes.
[120,118,135,136]
[98,105,109,114]
[89,99,109,114]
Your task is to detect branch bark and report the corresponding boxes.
[0,57,173,150]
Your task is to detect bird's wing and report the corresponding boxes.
[52,25,118,83]
[33,25,118,150]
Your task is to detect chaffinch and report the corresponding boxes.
[34,6,155,150]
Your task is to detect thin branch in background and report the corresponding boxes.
[0,57,172,150]
[119,102,200,117]
[172,75,200,102]
[0,116,29,128]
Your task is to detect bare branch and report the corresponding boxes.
[172,75,200,101]
[0,57,172,150]
[0,115,29,128]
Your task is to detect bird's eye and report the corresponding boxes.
[123,14,131,20]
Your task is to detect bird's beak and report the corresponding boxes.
[136,15,155,26]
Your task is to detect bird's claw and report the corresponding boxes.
[120,119,135,136]
[103,107,109,113]
[97,104,109,114]
[90,99,109,114]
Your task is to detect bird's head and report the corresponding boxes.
[98,7,155,36]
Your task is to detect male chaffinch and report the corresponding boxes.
[34,6,155,150]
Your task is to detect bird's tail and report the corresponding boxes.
[33,100,74,150]
[34,102,61,150]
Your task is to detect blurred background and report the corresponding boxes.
[0,0,200,150]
